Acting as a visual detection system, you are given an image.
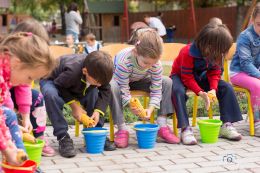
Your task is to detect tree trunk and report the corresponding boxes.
[60,2,66,35]
[82,0,89,32]
[235,5,247,38]
[82,12,88,33]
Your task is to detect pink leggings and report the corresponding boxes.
[230,72,260,121]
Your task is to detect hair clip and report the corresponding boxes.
[26,32,33,36]
[135,40,141,46]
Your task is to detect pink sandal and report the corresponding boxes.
[114,130,129,148]
[158,126,180,144]
[38,136,56,157]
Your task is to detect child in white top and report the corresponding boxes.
[84,33,102,54]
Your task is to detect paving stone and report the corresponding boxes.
[161,163,200,170]
[224,162,260,171]
[61,166,100,173]
[124,166,164,173]
[43,170,62,173]
[100,163,138,171]
[136,160,174,167]
[40,117,260,173]
[187,166,227,173]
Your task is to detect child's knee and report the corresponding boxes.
[162,76,172,89]
[172,84,185,95]
[42,87,60,102]
[252,82,260,91]
[32,90,44,107]
[110,80,120,94]
[220,81,234,92]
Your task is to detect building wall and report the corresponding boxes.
[102,14,122,42]
[0,14,31,34]
[129,6,249,42]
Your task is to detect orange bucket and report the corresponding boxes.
[1,160,37,173]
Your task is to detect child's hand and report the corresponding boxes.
[129,98,147,119]
[2,141,27,166]
[70,102,87,121]
[198,91,210,110]
[19,125,27,133]
[21,114,33,133]
[91,111,100,127]
[130,106,140,116]
[144,106,154,120]
[72,106,86,121]
[80,114,95,127]
[207,89,217,103]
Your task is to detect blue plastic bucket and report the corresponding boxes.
[134,124,159,149]
[82,127,108,154]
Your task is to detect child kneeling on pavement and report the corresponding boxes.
[40,51,116,158]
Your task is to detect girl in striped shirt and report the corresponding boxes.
[110,29,179,148]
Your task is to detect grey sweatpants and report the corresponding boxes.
[109,76,174,126]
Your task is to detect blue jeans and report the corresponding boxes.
[2,106,25,150]
[40,80,104,140]
[66,29,79,43]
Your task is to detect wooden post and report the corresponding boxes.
[190,0,197,36]
[241,0,257,31]
[121,0,129,43]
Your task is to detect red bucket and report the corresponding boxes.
[1,160,37,173]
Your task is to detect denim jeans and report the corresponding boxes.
[66,29,79,43]
[40,79,104,139]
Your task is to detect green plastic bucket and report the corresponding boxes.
[197,119,222,143]
[24,139,45,166]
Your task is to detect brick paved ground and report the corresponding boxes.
[41,117,260,173]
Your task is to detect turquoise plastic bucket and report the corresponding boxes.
[82,127,108,154]
[134,124,159,149]
[198,119,223,143]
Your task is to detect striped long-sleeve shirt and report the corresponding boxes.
[114,47,163,108]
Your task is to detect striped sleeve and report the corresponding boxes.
[114,60,132,107]
[149,62,163,109]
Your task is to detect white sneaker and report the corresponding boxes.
[181,126,197,145]
[254,121,260,137]
[219,122,242,141]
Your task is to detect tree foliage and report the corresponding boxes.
[9,0,84,21]
[9,0,254,20]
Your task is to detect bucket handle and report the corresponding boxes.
[1,162,33,171]
[133,127,158,131]
[133,128,147,131]
[198,120,222,126]
[82,130,108,134]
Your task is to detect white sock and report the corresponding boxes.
[157,116,167,127]
[118,123,128,130]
